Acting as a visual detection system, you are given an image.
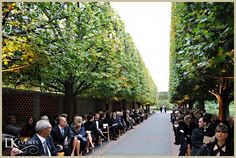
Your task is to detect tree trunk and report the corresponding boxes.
[105,98,112,112]
[211,78,233,121]
[217,95,230,121]
[105,100,109,111]
[188,99,195,109]
[210,91,231,122]
[132,101,135,109]
[73,97,77,116]
[218,96,224,121]
[64,81,74,121]
[122,99,126,111]
[198,98,205,111]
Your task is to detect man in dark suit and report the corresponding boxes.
[50,116,74,156]
[84,114,106,146]
[191,117,210,156]
[94,113,107,145]
[30,120,57,156]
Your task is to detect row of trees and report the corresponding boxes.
[2,2,158,117]
[169,2,234,121]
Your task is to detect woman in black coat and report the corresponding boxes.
[196,124,234,156]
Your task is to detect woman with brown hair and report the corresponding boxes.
[196,124,234,156]
[20,116,36,137]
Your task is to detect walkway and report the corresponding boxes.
[89,111,179,156]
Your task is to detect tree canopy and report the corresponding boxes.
[169,2,234,120]
[2,2,158,116]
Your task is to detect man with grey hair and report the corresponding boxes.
[30,120,57,156]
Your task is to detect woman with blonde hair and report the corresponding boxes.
[179,115,196,156]
[71,116,94,154]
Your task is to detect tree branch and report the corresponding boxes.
[44,83,65,93]
[2,64,31,72]
[209,90,220,101]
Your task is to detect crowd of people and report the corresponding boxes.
[171,106,234,156]
[2,108,149,156]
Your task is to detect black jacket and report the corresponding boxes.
[195,140,234,156]
[191,127,205,149]
[50,125,74,155]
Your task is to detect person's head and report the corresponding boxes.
[35,120,52,138]
[211,114,218,122]
[112,112,117,119]
[184,115,192,126]
[177,114,184,122]
[27,116,34,125]
[215,124,228,143]
[94,113,100,120]
[58,116,67,128]
[86,115,94,122]
[117,111,123,117]
[74,116,83,128]
[198,117,207,128]
[60,113,68,119]
[9,115,16,125]
[40,115,49,122]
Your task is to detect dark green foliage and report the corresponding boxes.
[169,2,234,119]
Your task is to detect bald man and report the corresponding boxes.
[51,116,74,156]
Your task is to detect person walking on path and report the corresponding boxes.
[160,106,163,113]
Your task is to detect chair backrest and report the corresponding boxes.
[103,124,109,133]
[102,123,110,142]
[103,123,108,128]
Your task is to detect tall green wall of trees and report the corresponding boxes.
[169,2,234,121]
[2,2,158,117]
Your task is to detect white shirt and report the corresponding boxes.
[95,120,99,129]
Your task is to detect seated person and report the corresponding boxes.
[71,116,94,154]
[108,112,120,140]
[84,114,106,146]
[117,111,127,132]
[3,115,22,138]
[30,120,57,156]
[20,116,36,137]
[51,116,75,156]
[123,110,134,129]
[196,124,234,156]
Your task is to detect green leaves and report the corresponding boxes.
[169,2,234,105]
[3,2,158,106]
